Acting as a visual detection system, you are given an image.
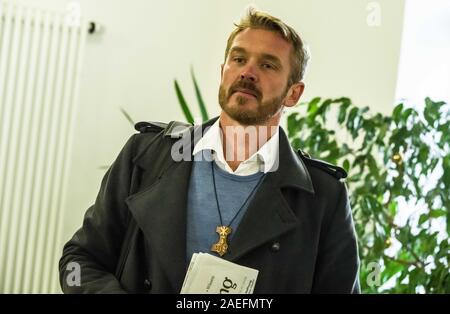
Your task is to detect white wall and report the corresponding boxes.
[395,0,450,105]
[18,0,405,292]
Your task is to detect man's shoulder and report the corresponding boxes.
[294,150,348,201]
[130,120,193,156]
[134,121,169,133]
[130,121,168,153]
[134,120,193,136]
[296,149,347,181]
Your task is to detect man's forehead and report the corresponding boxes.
[229,28,291,59]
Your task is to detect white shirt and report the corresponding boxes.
[192,119,279,176]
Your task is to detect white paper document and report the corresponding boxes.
[180,253,259,294]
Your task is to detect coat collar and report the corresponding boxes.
[126,116,314,292]
[136,116,314,193]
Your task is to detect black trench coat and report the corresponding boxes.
[59,117,360,293]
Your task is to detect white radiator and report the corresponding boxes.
[0,0,87,293]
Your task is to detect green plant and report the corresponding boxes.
[287,97,450,293]
[120,106,135,126]
[174,68,209,123]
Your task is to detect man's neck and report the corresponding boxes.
[218,112,279,171]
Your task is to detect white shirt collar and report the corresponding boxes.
[193,118,279,176]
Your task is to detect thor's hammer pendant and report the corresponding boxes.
[211,225,232,257]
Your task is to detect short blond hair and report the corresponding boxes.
[224,8,310,85]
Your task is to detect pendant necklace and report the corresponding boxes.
[210,160,264,257]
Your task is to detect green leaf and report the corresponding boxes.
[418,214,429,226]
[119,107,135,126]
[429,209,447,218]
[443,155,450,188]
[402,108,415,122]
[382,259,405,282]
[396,226,411,245]
[389,127,407,146]
[424,97,445,127]
[346,107,359,137]
[307,97,321,117]
[174,79,194,124]
[418,145,429,164]
[376,124,388,144]
[360,106,370,115]
[338,101,351,124]
[191,67,209,122]
[287,113,299,137]
[317,99,332,122]
[392,103,404,123]
[335,97,352,109]
[366,154,380,179]
[343,159,350,172]
[388,200,397,217]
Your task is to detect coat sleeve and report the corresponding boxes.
[59,135,138,293]
[312,182,361,293]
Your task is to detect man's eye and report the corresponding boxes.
[262,63,275,69]
[233,57,245,63]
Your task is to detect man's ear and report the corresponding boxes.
[220,64,224,79]
[284,82,305,107]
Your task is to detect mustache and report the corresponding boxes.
[229,81,261,99]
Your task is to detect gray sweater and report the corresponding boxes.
[186,158,264,263]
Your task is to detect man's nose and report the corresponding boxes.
[239,66,258,82]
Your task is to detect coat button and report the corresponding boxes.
[270,242,280,252]
[144,279,152,291]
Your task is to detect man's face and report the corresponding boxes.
[219,28,295,125]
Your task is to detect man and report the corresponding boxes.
[59,8,360,293]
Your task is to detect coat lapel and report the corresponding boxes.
[226,127,315,261]
[225,175,298,261]
[126,159,192,292]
